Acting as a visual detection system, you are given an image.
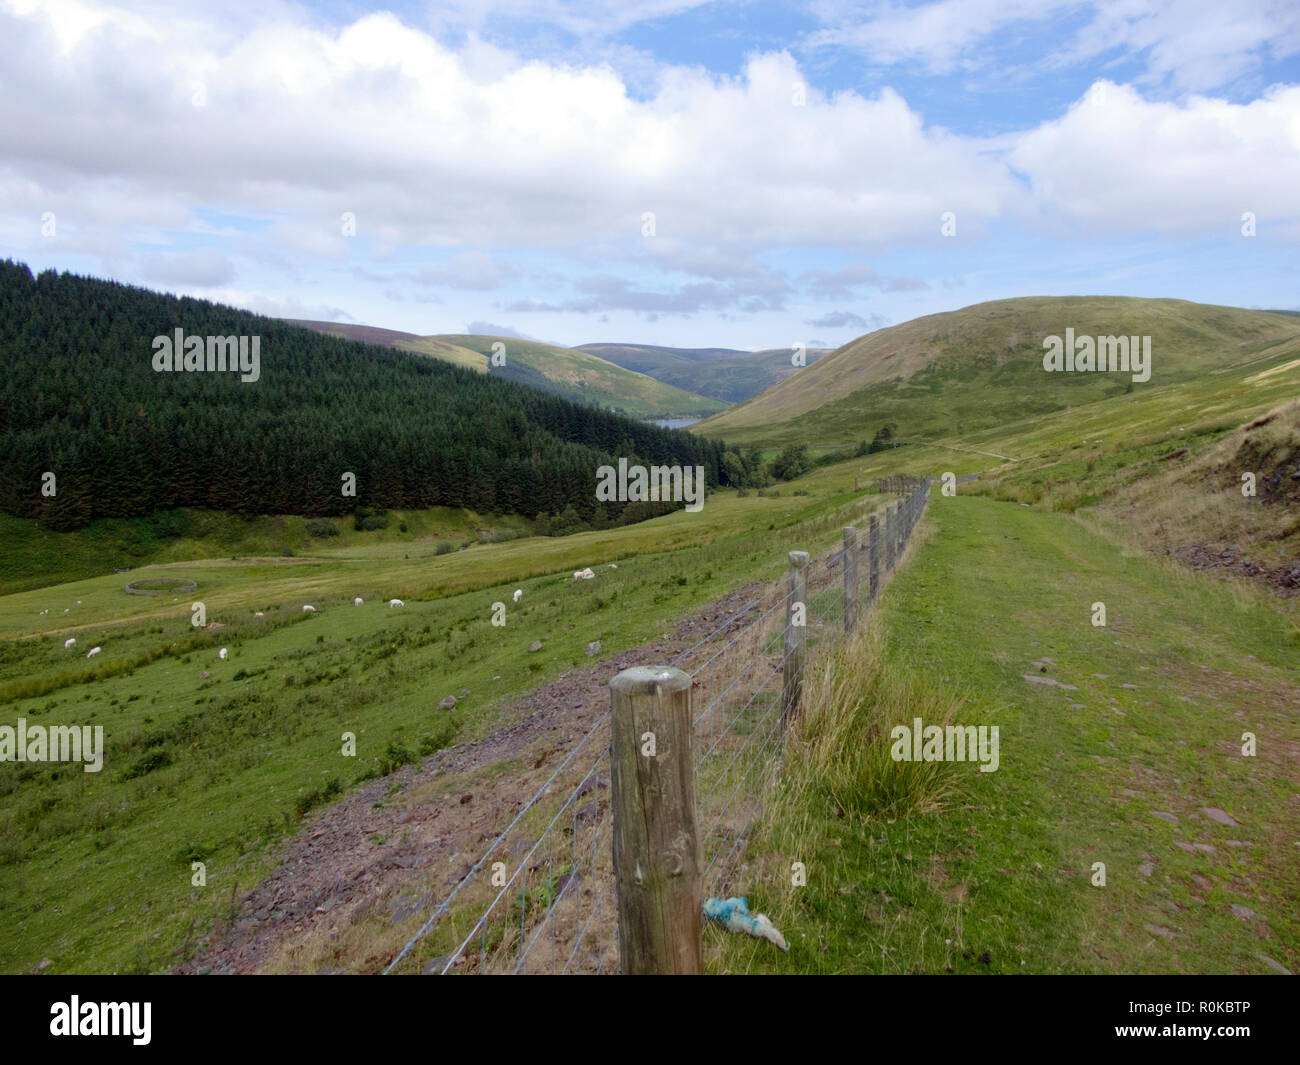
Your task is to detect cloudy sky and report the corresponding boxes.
[1,0,1297,350]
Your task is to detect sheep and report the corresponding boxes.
[64,637,76,649]
[39,609,48,615]
[354,597,363,606]
[302,605,316,612]
[218,648,228,660]
[572,568,595,580]
[253,611,264,617]
[389,598,404,607]
[512,589,522,602]
[86,646,101,658]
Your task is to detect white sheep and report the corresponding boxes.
[389,598,404,607]
[254,611,264,617]
[64,637,76,649]
[512,589,522,602]
[354,597,363,606]
[86,646,101,658]
[302,605,315,612]
[572,568,595,580]
[40,609,47,615]
[218,648,228,660]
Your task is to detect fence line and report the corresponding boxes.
[383,476,931,974]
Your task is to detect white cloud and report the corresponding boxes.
[0,5,1017,257]
[1010,80,1300,238]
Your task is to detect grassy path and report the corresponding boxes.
[716,494,1299,974]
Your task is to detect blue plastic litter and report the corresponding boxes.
[702,896,789,951]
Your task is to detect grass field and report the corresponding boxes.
[0,470,891,974]
[711,493,1299,974]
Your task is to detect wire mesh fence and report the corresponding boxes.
[383,477,930,975]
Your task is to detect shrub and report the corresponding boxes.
[306,519,339,538]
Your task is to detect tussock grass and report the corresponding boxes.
[783,627,962,823]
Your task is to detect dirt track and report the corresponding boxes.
[176,581,769,974]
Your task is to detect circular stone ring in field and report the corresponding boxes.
[125,577,198,596]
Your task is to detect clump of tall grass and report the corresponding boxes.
[781,627,963,822]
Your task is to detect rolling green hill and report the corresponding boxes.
[283,321,487,371]
[435,335,728,419]
[289,320,727,420]
[575,342,830,403]
[696,296,1300,446]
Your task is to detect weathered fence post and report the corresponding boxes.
[868,514,880,603]
[781,550,810,726]
[610,665,702,975]
[842,526,858,633]
[885,504,896,570]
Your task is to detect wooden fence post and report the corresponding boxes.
[781,550,809,726]
[842,526,858,633]
[886,504,896,570]
[610,665,702,975]
[868,514,880,603]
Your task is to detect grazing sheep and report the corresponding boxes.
[64,637,76,649]
[354,597,363,606]
[253,611,264,617]
[86,647,101,658]
[39,609,47,615]
[573,568,595,580]
[389,598,404,607]
[302,605,315,612]
[218,648,228,660]
[512,589,522,602]
[609,563,617,569]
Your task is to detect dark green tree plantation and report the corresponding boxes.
[0,262,728,529]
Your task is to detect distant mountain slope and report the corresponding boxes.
[434,335,727,419]
[576,342,830,403]
[284,320,487,371]
[696,296,1300,445]
[289,320,727,419]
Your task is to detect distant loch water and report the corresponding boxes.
[649,417,700,429]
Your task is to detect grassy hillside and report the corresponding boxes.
[436,335,728,419]
[289,320,727,419]
[0,473,886,974]
[575,342,830,403]
[697,296,1300,445]
[282,321,487,371]
[714,494,1299,974]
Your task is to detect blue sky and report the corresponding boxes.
[1,0,1297,350]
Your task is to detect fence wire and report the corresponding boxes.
[384,478,930,974]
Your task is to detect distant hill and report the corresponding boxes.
[283,320,487,371]
[576,342,830,403]
[0,262,727,528]
[289,321,727,420]
[695,296,1300,445]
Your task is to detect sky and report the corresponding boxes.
[1,0,1297,351]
